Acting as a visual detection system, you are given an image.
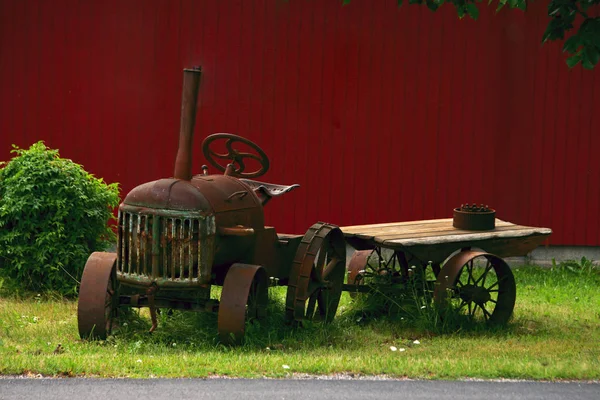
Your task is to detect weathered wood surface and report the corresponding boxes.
[341,219,552,263]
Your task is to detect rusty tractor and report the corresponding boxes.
[77,67,346,344]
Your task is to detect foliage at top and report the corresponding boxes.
[0,141,120,296]
[341,0,600,69]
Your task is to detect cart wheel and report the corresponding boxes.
[218,263,268,345]
[347,250,373,298]
[285,223,346,324]
[77,252,119,340]
[434,251,516,325]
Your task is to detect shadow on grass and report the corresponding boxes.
[101,288,530,354]
[104,296,356,353]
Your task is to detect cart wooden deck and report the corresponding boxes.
[341,218,552,265]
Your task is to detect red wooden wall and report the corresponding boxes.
[1,0,598,245]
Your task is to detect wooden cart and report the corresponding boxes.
[340,218,552,324]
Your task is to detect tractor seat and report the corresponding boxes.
[239,178,299,206]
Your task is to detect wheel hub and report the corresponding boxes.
[459,284,491,305]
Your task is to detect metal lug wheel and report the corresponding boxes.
[434,251,516,324]
[218,263,268,345]
[77,252,119,340]
[285,222,346,324]
[346,250,373,298]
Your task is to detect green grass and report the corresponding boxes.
[0,263,599,380]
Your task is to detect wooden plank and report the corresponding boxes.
[341,218,457,233]
[383,227,552,247]
[374,226,549,244]
[348,219,514,238]
[367,224,533,242]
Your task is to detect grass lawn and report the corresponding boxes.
[0,263,599,380]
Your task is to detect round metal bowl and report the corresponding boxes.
[452,208,496,231]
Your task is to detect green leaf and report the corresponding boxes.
[466,3,479,20]
[582,59,594,69]
[563,36,580,54]
[426,0,439,11]
[566,53,582,68]
[584,45,600,68]
[514,0,526,11]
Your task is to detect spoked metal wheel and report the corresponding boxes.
[218,263,269,345]
[78,252,119,339]
[434,251,516,324]
[285,222,346,324]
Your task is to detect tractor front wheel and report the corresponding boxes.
[77,252,119,340]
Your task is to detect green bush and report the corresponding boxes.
[0,141,120,296]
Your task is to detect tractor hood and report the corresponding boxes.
[123,178,211,211]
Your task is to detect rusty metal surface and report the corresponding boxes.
[202,133,270,178]
[239,179,300,206]
[285,222,346,323]
[77,252,118,340]
[116,206,216,287]
[433,250,516,324]
[173,67,202,181]
[453,205,496,231]
[218,263,268,345]
[124,179,212,211]
[191,175,264,215]
[346,250,372,298]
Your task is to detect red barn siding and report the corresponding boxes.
[0,0,598,245]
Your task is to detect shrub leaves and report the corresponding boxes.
[0,141,120,296]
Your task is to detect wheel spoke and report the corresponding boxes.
[237,152,263,162]
[480,304,492,320]
[322,257,339,280]
[467,260,475,285]
[208,148,233,159]
[457,300,468,311]
[306,293,318,319]
[233,158,246,173]
[475,261,492,285]
[306,280,322,298]
[224,138,237,155]
[315,246,327,279]
[486,275,506,291]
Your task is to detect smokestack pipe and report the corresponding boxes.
[174,67,202,181]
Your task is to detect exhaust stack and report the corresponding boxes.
[173,67,202,181]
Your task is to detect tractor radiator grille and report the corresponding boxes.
[117,210,212,282]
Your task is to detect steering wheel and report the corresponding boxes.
[201,133,270,178]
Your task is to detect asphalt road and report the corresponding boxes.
[0,378,599,400]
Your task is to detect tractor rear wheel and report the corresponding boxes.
[285,222,346,324]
